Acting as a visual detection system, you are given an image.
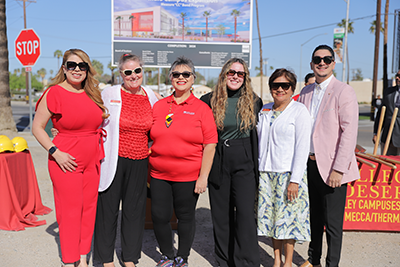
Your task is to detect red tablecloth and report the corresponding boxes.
[0,151,52,231]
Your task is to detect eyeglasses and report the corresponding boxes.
[270,82,291,90]
[122,67,142,76]
[171,71,192,79]
[312,56,334,65]
[66,61,89,71]
[226,69,246,78]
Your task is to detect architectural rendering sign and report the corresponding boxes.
[112,0,253,68]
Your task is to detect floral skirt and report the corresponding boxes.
[257,171,311,242]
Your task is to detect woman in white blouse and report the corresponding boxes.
[257,68,311,267]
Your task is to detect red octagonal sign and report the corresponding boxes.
[15,29,41,67]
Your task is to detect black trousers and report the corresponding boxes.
[307,159,347,267]
[150,178,199,261]
[93,157,148,264]
[209,138,260,267]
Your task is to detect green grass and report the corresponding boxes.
[359,115,371,120]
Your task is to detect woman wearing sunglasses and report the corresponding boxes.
[257,68,311,267]
[149,56,217,267]
[200,58,262,267]
[93,53,160,267]
[32,49,108,267]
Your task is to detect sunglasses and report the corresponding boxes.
[66,61,89,71]
[122,67,142,76]
[312,56,334,65]
[226,69,246,78]
[270,82,291,90]
[171,71,192,79]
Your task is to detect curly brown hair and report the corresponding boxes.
[48,49,108,119]
[210,58,256,132]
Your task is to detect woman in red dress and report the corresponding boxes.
[33,49,108,267]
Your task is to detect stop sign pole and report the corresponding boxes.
[15,29,41,134]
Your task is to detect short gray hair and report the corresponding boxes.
[118,53,143,71]
[169,56,196,80]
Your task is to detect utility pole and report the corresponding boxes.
[16,0,36,103]
[342,0,350,82]
[371,0,381,120]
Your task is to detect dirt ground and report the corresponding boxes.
[0,132,399,267]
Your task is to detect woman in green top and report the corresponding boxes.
[200,58,262,267]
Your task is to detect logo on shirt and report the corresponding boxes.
[183,111,195,115]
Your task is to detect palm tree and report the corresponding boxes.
[108,61,117,85]
[0,0,17,132]
[231,9,240,42]
[203,11,211,42]
[129,15,135,37]
[54,49,63,69]
[91,59,104,78]
[369,20,384,34]
[116,16,123,36]
[37,68,47,87]
[180,12,187,41]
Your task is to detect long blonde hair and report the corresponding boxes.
[48,48,108,119]
[210,58,256,131]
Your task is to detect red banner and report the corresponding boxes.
[343,156,400,231]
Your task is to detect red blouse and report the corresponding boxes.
[118,89,153,160]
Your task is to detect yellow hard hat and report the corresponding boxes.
[0,135,15,153]
[11,136,29,152]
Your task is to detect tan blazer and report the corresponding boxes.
[298,76,360,184]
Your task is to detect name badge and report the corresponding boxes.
[110,100,121,106]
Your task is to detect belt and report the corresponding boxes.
[57,128,107,161]
[222,137,251,147]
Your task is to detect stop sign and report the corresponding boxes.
[15,29,41,67]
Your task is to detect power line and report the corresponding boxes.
[252,14,392,41]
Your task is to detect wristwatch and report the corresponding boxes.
[49,146,58,155]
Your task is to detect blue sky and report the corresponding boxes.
[6,0,400,83]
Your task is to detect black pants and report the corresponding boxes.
[209,138,260,267]
[150,178,199,261]
[307,159,347,267]
[93,157,148,264]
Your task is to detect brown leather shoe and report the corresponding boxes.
[299,261,313,267]
[299,261,321,267]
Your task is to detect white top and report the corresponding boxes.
[98,85,158,192]
[257,100,311,183]
[310,75,333,153]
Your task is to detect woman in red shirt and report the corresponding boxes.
[149,56,218,267]
[33,49,107,267]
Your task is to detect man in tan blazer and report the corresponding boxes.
[298,45,360,267]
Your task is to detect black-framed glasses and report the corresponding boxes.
[312,56,334,65]
[122,67,142,76]
[226,69,246,78]
[171,71,192,79]
[66,61,89,71]
[270,82,291,90]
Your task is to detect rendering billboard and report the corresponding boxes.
[112,0,253,68]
